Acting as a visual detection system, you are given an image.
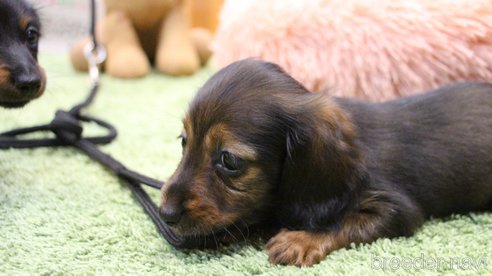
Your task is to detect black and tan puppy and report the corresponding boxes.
[160,59,492,266]
[0,0,45,108]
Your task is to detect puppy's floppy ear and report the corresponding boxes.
[276,97,364,230]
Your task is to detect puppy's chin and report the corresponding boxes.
[168,220,251,247]
[170,220,230,237]
[0,87,45,108]
[0,100,30,108]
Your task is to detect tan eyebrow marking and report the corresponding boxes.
[19,16,32,31]
[182,115,193,142]
[0,67,10,86]
[204,123,257,160]
[224,143,257,160]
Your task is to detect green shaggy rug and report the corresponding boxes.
[1,55,491,275]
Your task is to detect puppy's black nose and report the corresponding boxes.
[159,203,184,225]
[13,73,41,95]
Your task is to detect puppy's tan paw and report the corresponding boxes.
[266,229,329,267]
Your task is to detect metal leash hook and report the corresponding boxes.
[83,41,106,87]
[0,0,221,249]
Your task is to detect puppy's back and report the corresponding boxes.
[337,82,492,217]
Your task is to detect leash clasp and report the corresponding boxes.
[83,41,106,87]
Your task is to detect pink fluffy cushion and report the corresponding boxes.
[212,0,492,101]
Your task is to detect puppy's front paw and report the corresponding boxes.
[266,229,330,267]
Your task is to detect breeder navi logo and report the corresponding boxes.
[371,254,488,271]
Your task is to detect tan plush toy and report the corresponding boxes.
[70,0,216,78]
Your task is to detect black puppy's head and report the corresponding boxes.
[0,0,45,108]
[160,59,360,241]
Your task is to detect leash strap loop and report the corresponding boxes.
[0,113,117,149]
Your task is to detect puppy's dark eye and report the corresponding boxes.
[178,135,187,147]
[219,151,245,173]
[25,26,39,46]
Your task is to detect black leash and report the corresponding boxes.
[0,0,214,249]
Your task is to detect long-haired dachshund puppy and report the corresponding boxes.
[0,0,45,108]
[160,59,492,267]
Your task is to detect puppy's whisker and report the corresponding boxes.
[209,225,219,248]
[194,225,204,248]
[223,227,239,243]
[239,219,250,238]
[232,222,247,241]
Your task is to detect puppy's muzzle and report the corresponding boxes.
[10,47,42,95]
[0,43,45,107]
